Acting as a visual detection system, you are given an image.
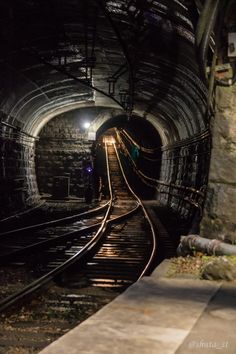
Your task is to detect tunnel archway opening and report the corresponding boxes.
[35,107,163,202]
[95,115,163,200]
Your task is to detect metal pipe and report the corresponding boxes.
[199,0,221,81]
[178,234,236,256]
[195,0,215,47]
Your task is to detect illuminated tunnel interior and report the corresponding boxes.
[35,108,163,199]
[1,1,236,351]
[0,0,219,232]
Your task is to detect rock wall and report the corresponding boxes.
[201,85,236,244]
[36,113,93,198]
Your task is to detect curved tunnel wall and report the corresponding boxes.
[0,0,209,224]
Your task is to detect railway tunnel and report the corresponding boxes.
[0,0,236,241]
[0,1,236,352]
[0,0,235,264]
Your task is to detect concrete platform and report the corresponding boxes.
[39,263,236,354]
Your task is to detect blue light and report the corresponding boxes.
[85,166,93,174]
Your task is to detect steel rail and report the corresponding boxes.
[0,202,110,237]
[0,201,46,224]
[113,143,157,278]
[0,143,115,313]
[0,203,140,263]
[0,140,151,312]
[0,137,157,312]
[0,204,140,313]
[0,222,101,264]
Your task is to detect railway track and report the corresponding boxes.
[61,142,156,289]
[0,199,100,234]
[0,137,157,353]
[0,202,109,262]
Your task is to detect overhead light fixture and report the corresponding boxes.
[83,121,91,129]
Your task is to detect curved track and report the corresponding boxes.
[0,202,109,262]
[62,142,157,289]
[0,138,157,312]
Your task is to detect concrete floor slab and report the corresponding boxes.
[176,282,236,354]
[39,278,219,354]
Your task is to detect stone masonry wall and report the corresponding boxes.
[0,130,39,219]
[36,113,92,198]
[201,85,236,244]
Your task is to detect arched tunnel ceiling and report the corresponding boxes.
[40,106,163,149]
[0,0,208,144]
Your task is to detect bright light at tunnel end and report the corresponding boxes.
[83,122,91,129]
[103,136,116,144]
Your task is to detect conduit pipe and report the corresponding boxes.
[177,234,236,256]
[198,0,221,81]
[195,0,215,48]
